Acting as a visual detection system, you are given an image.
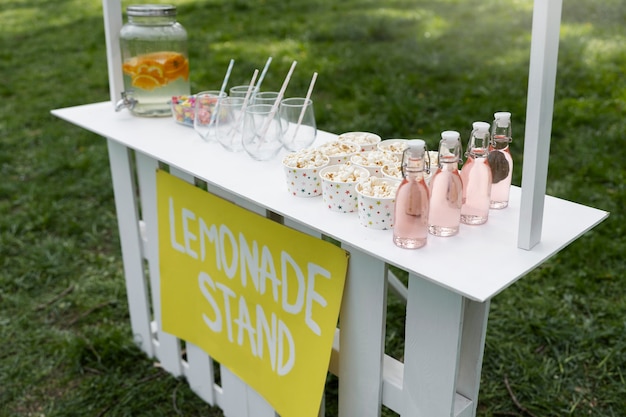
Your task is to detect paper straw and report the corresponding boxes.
[254,56,273,94]
[290,71,318,142]
[219,59,235,97]
[258,60,297,141]
[209,59,235,126]
[232,69,259,129]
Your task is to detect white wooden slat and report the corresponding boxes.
[106,139,154,356]
[220,366,251,417]
[135,152,183,376]
[338,245,387,417]
[456,299,490,417]
[102,0,124,106]
[169,167,217,405]
[401,275,464,417]
[518,0,563,250]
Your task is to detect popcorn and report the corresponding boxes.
[357,177,399,198]
[427,151,439,167]
[322,163,369,183]
[316,140,358,157]
[351,150,398,167]
[381,163,402,179]
[337,131,381,146]
[282,148,329,169]
[378,139,409,155]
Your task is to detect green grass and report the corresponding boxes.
[1,0,625,415]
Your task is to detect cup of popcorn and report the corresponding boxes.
[337,131,382,152]
[377,139,409,159]
[282,148,330,197]
[381,162,402,180]
[350,150,399,177]
[355,177,401,230]
[320,163,370,213]
[316,140,359,165]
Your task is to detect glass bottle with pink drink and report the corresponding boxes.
[429,131,463,237]
[460,122,492,225]
[393,139,430,249]
[488,111,513,209]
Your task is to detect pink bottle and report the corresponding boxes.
[429,131,463,237]
[393,139,430,249]
[460,122,492,225]
[488,111,513,209]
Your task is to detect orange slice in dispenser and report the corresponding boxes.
[123,52,189,89]
[132,74,163,90]
[163,53,189,81]
[132,60,167,90]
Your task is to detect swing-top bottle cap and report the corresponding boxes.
[494,111,511,127]
[407,139,426,150]
[441,130,460,145]
[472,121,491,134]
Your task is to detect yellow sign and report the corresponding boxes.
[156,170,349,417]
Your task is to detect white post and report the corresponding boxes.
[517,0,563,250]
[102,0,124,106]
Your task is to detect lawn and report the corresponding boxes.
[1,0,625,416]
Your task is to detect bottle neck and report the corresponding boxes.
[403,157,426,179]
[438,154,459,169]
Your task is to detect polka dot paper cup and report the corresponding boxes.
[320,164,370,213]
[282,149,330,197]
[355,177,401,230]
[337,131,382,152]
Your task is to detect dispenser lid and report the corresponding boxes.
[127,4,177,17]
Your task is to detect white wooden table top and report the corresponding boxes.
[52,101,609,302]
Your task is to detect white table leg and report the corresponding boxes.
[106,140,154,356]
[457,299,490,416]
[135,153,183,376]
[338,245,387,417]
[401,274,464,417]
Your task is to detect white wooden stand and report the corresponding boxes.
[50,0,608,415]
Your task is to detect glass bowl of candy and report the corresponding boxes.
[170,95,195,127]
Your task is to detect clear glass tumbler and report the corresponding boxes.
[279,97,317,152]
[242,104,284,161]
[215,97,245,152]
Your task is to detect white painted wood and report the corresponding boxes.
[338,245,387,417]
[183,343,216,405]
[106,139,154,356]
[50,103,609,303]
[456,299,490,417]
[220,366,251,417]
[135,152,183,376]
[168,167,217,405]
[102,0,124,106]
[401,275,464,417]
[518,0,564,250]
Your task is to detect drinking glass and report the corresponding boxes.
[278,97,317,152]
[194,90,226,142]
[229,85,256,99]
[215,97,245,152]
[253,91,280,106]
[242,104,284,161]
